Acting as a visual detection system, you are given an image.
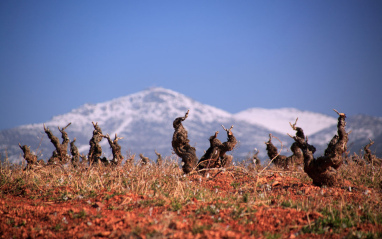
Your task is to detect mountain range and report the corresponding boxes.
[1,87,381,164]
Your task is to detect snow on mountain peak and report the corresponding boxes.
[3,87,355,163]
[46,87,232,133]
[39,87,337,138]
[109,87,232,124]
[235,107,337,136]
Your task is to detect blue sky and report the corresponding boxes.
[1,0,382,130]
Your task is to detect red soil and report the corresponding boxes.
[1,172,381,238]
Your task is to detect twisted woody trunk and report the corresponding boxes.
[172,110,198,174]
[44,123,71,165]
[197,125,237,170]
[172,110,236,174]
[265,119,304,169]
[289,110,348,186]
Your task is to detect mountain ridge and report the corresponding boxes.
[1,87,381,163]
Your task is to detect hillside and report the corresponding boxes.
[1,87,381,163]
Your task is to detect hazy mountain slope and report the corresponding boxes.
[1,87,380,164]
[1,88,279,163]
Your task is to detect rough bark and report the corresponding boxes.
[265,119,305,169]
[288,142,304,166]
[19,144,43,170]
[364,139,382,166]
[155,150,163,166]
[290,110,348,186]
[172,110,198,174]
[197,125,237,170]
[139,153,149,165]
[103,134,124,166]
[70,138,80,166]
[265,134,288,168]
[88,122,105,165]
[44,123,71,165]
[219,125,237,167]
[70,138,87,167]
[286,119,306,166]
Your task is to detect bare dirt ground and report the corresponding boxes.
[1,170,381,239]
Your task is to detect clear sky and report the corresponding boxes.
[1,0,382,130]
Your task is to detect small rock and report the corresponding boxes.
[62,217,68,224]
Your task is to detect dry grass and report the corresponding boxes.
[1,153,382,238]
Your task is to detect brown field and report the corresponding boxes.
[0,157,381,239]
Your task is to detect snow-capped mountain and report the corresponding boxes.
[235,108,337,136]
[1,87,381,164]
